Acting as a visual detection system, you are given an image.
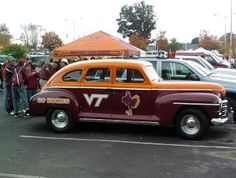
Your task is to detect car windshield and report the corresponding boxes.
[144,65,160,81]
[187,61,211,77]
[211,53,224,63]
[198,57,215,70]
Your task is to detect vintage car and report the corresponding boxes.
[29,60,228,139]
[175,50,231,68]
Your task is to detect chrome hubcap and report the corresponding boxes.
[181,115,200,135]
[51,110,68,129]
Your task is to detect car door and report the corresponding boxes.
[111,67,154,121]
[78,67,113,119]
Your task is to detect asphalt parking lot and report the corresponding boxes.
[0,91,236,178]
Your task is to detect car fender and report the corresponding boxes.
[29,89,79,120]
[154,92,220,126]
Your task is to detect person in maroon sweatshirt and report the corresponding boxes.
[26,62,39,102]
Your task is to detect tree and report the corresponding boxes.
[41,31,63,51]
[1,44,28,59]
[218,33,236,58]
[199,30,220,50]
[117,1,156,39]
[191,37,199,45]
[128,32,149,50]
[0,24,12,46]
[168,38,181,52]
[156,31,168,51]
[20,23,44,50]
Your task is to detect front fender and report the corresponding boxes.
[155,92,221,126]
[29,89,79,120]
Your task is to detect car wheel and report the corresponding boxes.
[175,109,210,140]
[226,97,236,123]
[46,109,74,132]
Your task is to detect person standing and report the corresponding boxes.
[2,58,14,115]
[39,61,59,89]
[59,58,69,69]
[26,62,39,102]
[0,62,3,89]
[11,57,29,118]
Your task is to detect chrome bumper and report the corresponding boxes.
[211,99,231,125]
[211,117,229,125]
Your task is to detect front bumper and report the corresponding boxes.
[211,117,229,125]
[211,99,230,125]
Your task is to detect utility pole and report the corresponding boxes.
[224,16,227,47]
[230,0,233,56]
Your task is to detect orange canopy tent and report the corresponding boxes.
[53,31,141,58]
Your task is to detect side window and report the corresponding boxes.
[63,70,82,82]
[85,68,110,82]
[175,63,190,75]
[116,68,144,83]
[172,63,192,80]
[204,55,214,63]
[162,62,193,80]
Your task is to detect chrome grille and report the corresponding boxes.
[220,99,228,118]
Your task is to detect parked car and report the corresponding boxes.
[29,59,228,139]
[175,55,236,76]
[29,54,50,69]
[0,55,15,63]
[175,51,231,68]
[139,58,235,122]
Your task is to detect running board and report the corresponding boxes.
[79,118,160,126]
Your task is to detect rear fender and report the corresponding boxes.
[29,89,79,120]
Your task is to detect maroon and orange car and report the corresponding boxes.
[29,59,228,139]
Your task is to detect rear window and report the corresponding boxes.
[116,68,144,83]
[63,70,82,82]
[84,68,110,82]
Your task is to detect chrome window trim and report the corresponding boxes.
[173,102,220,106]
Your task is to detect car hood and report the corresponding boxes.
[210,73,236,80]
[205,76,236,92]
[214,68,236,76]
[154,81,225,97]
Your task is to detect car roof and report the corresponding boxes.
[175,55,201,59]
[64,59,152,69]
[138,57,188,63]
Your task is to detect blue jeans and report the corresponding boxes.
[3,81,7,111]
[3,82,13,113]
[27,89,38,102]
[12,85,29,114]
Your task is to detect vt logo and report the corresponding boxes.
[83,94,109,107]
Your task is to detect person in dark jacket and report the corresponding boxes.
[39,61,59,88]
[12,57,29,118]
[2,58,14,114]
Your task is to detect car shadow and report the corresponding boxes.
[28,118,235,143]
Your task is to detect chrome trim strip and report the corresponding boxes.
[173,102,220,106]
[80,118,160,126]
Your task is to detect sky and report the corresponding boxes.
[0,0,236,44]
